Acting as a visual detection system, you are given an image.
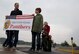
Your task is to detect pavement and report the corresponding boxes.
[0,45,71,54]
[0,47,26,54]
[16,46,71,54]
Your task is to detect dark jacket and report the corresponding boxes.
[10,9,22,15]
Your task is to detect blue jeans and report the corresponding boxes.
[31,31,41,50]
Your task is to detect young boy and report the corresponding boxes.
[42,22,52,52]
[31,8,43,51]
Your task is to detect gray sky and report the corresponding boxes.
[0,0,79,46]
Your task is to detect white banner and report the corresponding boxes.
[4,15,33,30]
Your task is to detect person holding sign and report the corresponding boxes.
[10,3,22,49]
[30,8,43,52]
[3,3,22,50]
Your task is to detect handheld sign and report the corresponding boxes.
[4,15,33,30]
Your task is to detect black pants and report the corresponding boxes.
[42,34,52,51]
[3,30,13,48]
[31,32,41,50]
[3,30,19,48]
[13,30,19,47]
[42,35,48,51]
[47,40,52,51]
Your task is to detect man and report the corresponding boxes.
[31,8,43,51]
[10,3,22,49]
[3,3,22,49]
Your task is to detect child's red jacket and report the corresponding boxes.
[43,25,50,35]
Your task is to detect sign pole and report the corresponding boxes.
[71,37,74,54]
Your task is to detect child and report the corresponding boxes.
[30,8,43,51]
[42,22,52,51]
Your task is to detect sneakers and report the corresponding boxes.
[29,48,35,51]
[29,48,41,53]
[35,50,41,53]
[12,47,16,51]
[8,47,16,51]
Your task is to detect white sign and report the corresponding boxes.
[4,15,33,30]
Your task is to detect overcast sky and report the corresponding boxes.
[0,0,79,46]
